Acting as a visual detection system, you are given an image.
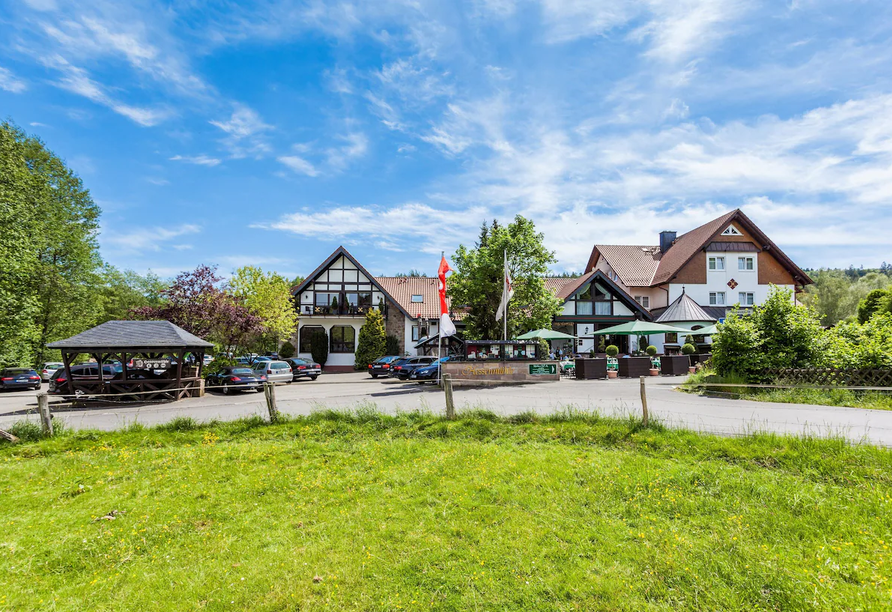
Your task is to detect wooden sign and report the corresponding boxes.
[132,358,171,370]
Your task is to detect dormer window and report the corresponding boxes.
[721,225,742,236]
[411,294,424,303]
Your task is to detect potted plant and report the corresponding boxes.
[606,344,619,378]
[646,345,659,375]
[682,343,696,373]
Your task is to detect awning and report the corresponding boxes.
[592,321,691,336]
[515,328,576,341]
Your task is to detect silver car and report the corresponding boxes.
[40,362,65,382]
[252,360,292,384]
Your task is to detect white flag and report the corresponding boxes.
[495,251,514,321]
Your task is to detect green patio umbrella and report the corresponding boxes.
[515,328,577,340]
[691,324,720,336]
[592,320,691,336]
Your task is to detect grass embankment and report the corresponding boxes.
[683,370,892,411]
[2,410,891,610]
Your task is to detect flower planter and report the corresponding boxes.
[607,370,617,379]
[618,357,653,378]
[661,355,692,376]
[575,357,608,380]
[649,368,659,376]
[688,366,696,374]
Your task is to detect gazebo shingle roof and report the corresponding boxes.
[655,291,716,324]
[47,320,214,350]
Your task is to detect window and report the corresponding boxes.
[299,326,325,353]
[721,225,742,236]
[595,302,612,316]
[739,292,754,306]
[708,256,725,271]
[330,326,356,353]
[709,292,726,305]
[738,256,754,271]
[665,333,678,344]
[411,294,424,303]
[634,296,650,309]
[576,301,593,315]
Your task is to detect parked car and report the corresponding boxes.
[408,357,450,383]
[48,364,117,395]
[395,356,437,380]
[235,357,252,366]
[368,355,401,378]
[284,358,321,381]
[206,366,267,394]
[252,360,292,384]
[0,368,42,391]
[39,362,65,382]
[251,355,272,365]
[388,357,414,378]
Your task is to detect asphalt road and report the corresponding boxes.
[2,373,892,446]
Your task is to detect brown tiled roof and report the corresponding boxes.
[594,245,662,287]
[651,210,737,285]
[374,277,466,320]
[544,277,576,296]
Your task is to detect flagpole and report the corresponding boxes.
[438,250,443,386]
[503,249,508,342]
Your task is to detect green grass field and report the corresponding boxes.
[2,410,891,611]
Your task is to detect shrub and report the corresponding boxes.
[204,356,237,377]
[681,343,696,355]
[597,337,606,353]
[645,345,657,357]
[538,338,550,359]
[857,288,892,323]
[278,342,295,359]
[385,334,401,356]
[606,345,619,357]
[310,330,328,366]
[354,309,386,370]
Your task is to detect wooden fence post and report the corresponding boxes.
[639,376,649,427]
[0,429,19,443]
[442,373,455,420]
[264,382,279,423]
[37,393,54,436]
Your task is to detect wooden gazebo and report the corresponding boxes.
[47,320,214,401]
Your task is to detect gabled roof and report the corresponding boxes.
[651,209,812,286]
[291,246,413,318]
[558,270,653,320]
[590,245,662,287]
[374,276,465,320]
[47,320,214,350]
[544,277,576,295]
[655,290,716,324]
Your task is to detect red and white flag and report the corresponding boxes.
[438,256,456,337]
[495,250,514,321]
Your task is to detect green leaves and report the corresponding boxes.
[354,308,387,370]
[229,265,299,343]
[448,215,562,340]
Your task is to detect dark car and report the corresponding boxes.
[48,364,117,395]
[206,367,267,394]
[0,368,42,391]
[368,356,401,378]
[284,358,321,381]
[409,357,451,383]
[388,357,413,378]
[396,356,437,380]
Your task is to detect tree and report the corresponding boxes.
[98,266,167,322]
[355,309,387,370]
[229,266,299,346]
[278,342,295,359]
[290,275,305,288]
[0,122,104,366]
[385,334,401,356]
[858,288,892,323]
[449,216,562,340]
[310,330,328,367]
[394,269,427,277]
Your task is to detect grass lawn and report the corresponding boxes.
[2,410,891,611]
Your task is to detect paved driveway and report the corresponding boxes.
[2,373,892,446]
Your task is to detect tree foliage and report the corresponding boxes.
[800,269,891,325]
[354,309,387,370]
[229,265,299,344]
[278,342,295,359]
[449,216,561,340]
[385,334,401,356]
[310,330,329,366]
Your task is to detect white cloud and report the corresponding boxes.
[103,223,201,253]
[0,67,27,93]
[277,155,319,177]
[326,132,368,169]
[210,104,273,158]
[169,155,221,167]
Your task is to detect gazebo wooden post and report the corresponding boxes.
[62,351,76,398]
[175,350,183,399]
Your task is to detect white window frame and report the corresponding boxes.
[410,294,424,303]
[709,292,726,306]
[739,292,754,306]
[721,225,742,236]
[634,296,650,309]
[708,256,725,271]
[738,256,754,271]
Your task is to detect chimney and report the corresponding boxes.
[659,230,677,254]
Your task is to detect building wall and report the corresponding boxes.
[296,318,364,370]
[385,305,406,353]
[758,252,796,285]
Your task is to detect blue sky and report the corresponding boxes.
[1,0,891,280]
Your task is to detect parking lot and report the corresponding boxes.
[3,372,892,446]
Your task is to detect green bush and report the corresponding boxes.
[354,309,386,370]
[857,288,892,323]
[605,345,619,357]
[204,356,237,377]
[645,345,657,357]
[681,343,696,355]
[385,334,401,356]
[538,337,550,359]
[278,342,295,359]
[310,330,328,367]
[597,337,606,353]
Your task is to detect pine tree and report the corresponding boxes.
[354,308,386,370]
